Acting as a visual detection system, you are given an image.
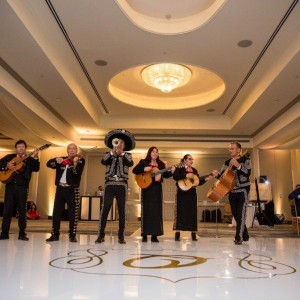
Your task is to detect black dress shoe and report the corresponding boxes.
[0,234,9,240]
[95,236,105,244]
[46,235,59,242]
[191,232,198,241]
[118,238,126,244]
[18,235,29,241]
[234,239,243,245]
[151,236,159,243]
[142,235,147,242]
[243,237,249,242]
[175,232,180,241]
[69,236,77,242]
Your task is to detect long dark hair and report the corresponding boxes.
[145,146,163,164]
[180,154,191,163]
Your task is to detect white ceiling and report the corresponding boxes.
[0,0,299,154]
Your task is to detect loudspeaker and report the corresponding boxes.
[256,212,273,226]
[211,209,222,223]
[274,214,285,224]
[202,209,211,222]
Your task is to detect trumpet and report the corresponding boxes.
[112,138,120,148]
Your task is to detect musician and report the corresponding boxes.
[173,154,213,241]
[95,129,135,244]
[288,184,300,216]
[0,140,40,241]
[216,141,251,245]
[45,143,85,243]
[133,147,175,243]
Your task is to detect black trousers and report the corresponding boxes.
[98,182,127,238]
[1,184,28,236]
[229,189,249,242]
[51,186,80,236]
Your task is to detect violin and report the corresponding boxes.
[60,154,82,166]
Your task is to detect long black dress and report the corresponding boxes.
[173,166,206,231]
[133,159,172,236]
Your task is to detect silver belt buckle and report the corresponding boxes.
[113,175,119,181]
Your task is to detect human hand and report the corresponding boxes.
[211,170,219,177]
[155,174,162,182]
[56,157,64,164]
[32,150,39,159]
[144,166,152,172]
[7,161,16,170]
[230,158,240,168]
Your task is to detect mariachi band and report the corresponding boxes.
[0,129,251,245]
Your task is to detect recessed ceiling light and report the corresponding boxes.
[95,60,108,66]
[237,40,253,48]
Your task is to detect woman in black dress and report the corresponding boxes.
[173,154,213,241]
[133,147,175,243]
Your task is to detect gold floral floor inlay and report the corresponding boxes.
[49,248,296,283]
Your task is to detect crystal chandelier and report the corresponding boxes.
[141,63,192,93]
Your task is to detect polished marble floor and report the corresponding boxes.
[0,233,299,300]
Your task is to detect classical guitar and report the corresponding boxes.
[135,163,182,189]
[206,150,248,202]
[0,143,51,183]
[178,174,200,191]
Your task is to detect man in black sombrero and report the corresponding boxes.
[95,129,135,244]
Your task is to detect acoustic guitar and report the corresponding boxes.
[206,150,248,202]
[178,174,200,191]
[135,163,182,189]
[0,143,51,183]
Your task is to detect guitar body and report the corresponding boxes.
[206,168,235,202]
[178,174,200,191]
[0,157,25,183]
[135,167,159,189]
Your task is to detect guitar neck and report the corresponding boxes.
[14,151,34,165]
[151,166,172,177]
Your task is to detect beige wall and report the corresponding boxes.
[259,149,293,218]
[291,149,300,185]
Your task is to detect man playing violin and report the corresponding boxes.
[46,143,85,243]
[0,140,40,241]
[216,141,251,245]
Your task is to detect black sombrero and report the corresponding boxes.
[104,129,136,151]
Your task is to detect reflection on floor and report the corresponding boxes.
[0,233,300,299]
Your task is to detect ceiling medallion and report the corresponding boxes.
[141,63,192,93]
